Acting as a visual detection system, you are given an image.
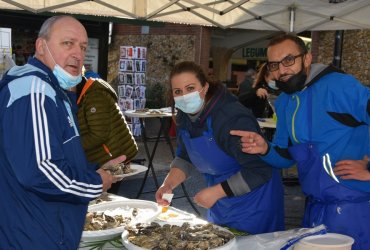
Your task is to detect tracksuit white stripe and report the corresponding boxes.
[40,83,50,160]
[36,79,47,161]
[30,77,101,197]
[31,77,41,164]
[38,84,101,190]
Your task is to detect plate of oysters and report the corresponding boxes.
[81,200,161,242]
[102,163,147,179]
[121,221,236,250]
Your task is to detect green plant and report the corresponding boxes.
[79,235,122,249]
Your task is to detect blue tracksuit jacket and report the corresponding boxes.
[0,57,103,249]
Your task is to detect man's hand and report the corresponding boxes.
[334,156,370,181]
[230,130,269,154]
[96,168,117,192]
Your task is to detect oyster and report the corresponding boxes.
[83,211,131,231]
[102,162,133,176]
[125,222,235,249]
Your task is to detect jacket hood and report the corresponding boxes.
[191,85,237,126]
[304,63,344,90]
[306,63,328,84]
[0,57,51,90]
[0,57,61,95]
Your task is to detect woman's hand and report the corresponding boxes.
[194,184,226,208]
[155,183,173,206]
[256,88,268,99]
[334,156,370,181]
[155,167,186,206]
[230,130,269,155]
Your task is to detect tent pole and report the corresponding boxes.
[332,30,344,69]
[289,6,296,33]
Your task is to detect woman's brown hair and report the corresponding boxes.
[167,61,221,111]
[252,63,269,88]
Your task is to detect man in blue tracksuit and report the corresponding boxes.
[0,16,116,249]
[231,34,370,249]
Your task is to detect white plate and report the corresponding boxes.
[124,109,173,117]
[156,206,198,223]
[81,200,161,242]
[125,109,163,115]
[113,164,147,178]
[88,192,129,206]
[121,222,236,250]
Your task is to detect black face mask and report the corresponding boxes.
[275,69,307,94]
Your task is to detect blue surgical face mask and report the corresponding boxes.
[44,41,82,90]
[267,80,278,90]
[174,88,205,114]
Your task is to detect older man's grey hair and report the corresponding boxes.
[38,15,72,40]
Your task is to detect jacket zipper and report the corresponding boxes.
[291,95,300,143]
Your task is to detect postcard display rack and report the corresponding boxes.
[118,46,147,136]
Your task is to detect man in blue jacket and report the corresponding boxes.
[231,34,370,250]
[0,15,116,249]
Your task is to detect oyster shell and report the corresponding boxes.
[83,211,131,231]
[125,222,235,249]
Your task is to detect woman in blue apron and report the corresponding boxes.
[155,61,284,234]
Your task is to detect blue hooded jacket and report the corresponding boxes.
[262,64,370,193]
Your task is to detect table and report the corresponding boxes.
[80,194,235,249]
[257,118,276,141]
[80,194,216,249]
[81,194,314,250]
[123,109,200,215]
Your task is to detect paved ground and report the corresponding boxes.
[116,119,306,230]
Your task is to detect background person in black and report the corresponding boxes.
[237,68,256,95]
[238,63,281,118]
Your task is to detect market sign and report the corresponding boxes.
[242,47,267,60]
[242,37,310,60]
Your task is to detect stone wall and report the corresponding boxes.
[316,30,370,86]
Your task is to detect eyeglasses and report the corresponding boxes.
[267,54,304,72]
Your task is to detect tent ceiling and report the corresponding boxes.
[1,0,370,33]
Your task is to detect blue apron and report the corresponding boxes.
[288,90,370,250]
[179,118,284,234]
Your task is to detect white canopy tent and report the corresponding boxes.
[0,0,370,33]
